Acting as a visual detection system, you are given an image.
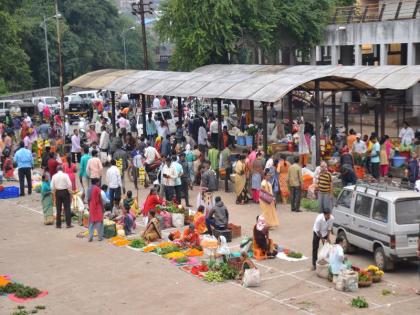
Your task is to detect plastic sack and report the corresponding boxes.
[316,259,330,279]
[336,270,358,292]
[242,268,261,288]
[160,210,172,229]
[318,243,333,261]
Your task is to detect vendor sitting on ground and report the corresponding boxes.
[253,215,278,258]
[120,203,136,236]
[142,187,165,225]
[206,196,229,235]
[182,223,201,247]
[142,210,161,242]
[215,235,230,263]
[193,205,207,234]
[238,251,257,280]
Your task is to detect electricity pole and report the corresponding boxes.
[131,0,152,70]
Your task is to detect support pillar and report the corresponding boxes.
[177,97,182,125]
[310,47,316,65]
[250,100,255,124]
[315,80,321,165]
[380,90,386,137]
[217,99,222,152]
[262,103,268,156]
[111,91,116,137]
[331,45,339,65]
[344,103,349,135]
[141,93,147,137]
[288,93,293,134]
[374,102,379,136]
[407,42,416,65]
[354,44,362,65]
[380,43,388,65]
[331,92,336,137]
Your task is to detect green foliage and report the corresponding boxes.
[157,0,344,69]
[301,198,320,212]
[351,296,369,308]
[0,0,156,92]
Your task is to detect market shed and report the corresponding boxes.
[67,65,420,164]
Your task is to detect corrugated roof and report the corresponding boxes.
[66,65,420,103]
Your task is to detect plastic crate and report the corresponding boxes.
[0,186,20,199]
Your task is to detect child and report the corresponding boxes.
[120,203,136,236]
[2,152,14,180]
[123,190,139,217]
[41,175,54,225]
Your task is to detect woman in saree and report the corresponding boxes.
[63,155,77,191]
[260,169,279,228]
[193,205,207,234]
[251,152,264,203]
[41,175,54,225]
[234,155,248,205]
[142,210,162,242]
[277,154,291,204]
[253,215,278,258]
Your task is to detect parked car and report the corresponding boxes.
[67,95,91,123]
[136,108,177,136]
[333,184,420,271]
[31,96,60,111]
[71,90,110,102]
[0,100,22,117]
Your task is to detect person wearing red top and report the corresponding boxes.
[160,97,167,108]
[182,223,200,247]
[47,153,60,177]
[88,178,104,242]
[142,187,164,225]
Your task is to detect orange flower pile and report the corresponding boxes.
[156,242,173,248]
[0,276,10,287]
[143,245,157,253]
[185,248,204,257]
[108,236,129,247]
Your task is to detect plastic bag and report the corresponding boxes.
[318,243,333,261]
[336,270,358,292]
[242,268,261,287]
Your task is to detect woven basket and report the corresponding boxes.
[228,223,241,239]
[372,275,382,283]
[358,280,372,288]
[271,143,288,153]
[227,257,242,273]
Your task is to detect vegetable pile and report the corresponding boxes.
[129,239,147,249]
[351,296,369,308]
[287,251,303,259]
[163,252,185,259]
[204,271,225,282]
[0,283,41,298]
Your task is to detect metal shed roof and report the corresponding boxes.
[67,65,420,103]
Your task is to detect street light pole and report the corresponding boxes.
[54,0,65,146]
[122,27,135,69]
[42,15,52,96]
[132,0,152,70]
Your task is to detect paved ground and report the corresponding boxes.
[1,176,419,315]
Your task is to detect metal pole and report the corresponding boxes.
[250,100,254,124]
[262,103,268,156]
[380,90,386,137]
[331,92,336,137]
[111,91,116,137]
[123,33,127,69]
[177,97,182,125]
[288,93,293,134]
[217,99,222,183]
[42,15,52,96]
[140,0,148,70]
[315,80,321,165]
[55,0,65,144]
[141,94,147,137]
[344,102,349,134]
[374,102,379,136]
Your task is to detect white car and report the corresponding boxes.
[31,96,60,111]
[137,108,177,136]
[0,100,22,117]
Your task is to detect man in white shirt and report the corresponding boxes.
[71,129,81,163]
[156,120,168,138]
[144,143,160,167]
[153,96,160,109]
[106,159,122,211]
[51,166,73,229]
[198,123,207,154]
[312,208,334,270]
[209,119,218,147]
[162,158,176,201]
[99,126,110,164]
[37,100,45,120]
[352,133,367,155]
[399,121,415,147]
[23,113,32,127]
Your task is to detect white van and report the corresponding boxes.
[72,90,110,102]
[136,108,177,136]
[0,100,22,117]
[333,184,420,270]
[31,96,60,111]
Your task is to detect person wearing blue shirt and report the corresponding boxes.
[13,141,34,196]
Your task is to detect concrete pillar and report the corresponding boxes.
[278,49,282,64]
[354,44,362,66]
[412,83,420,116]
[258,48,262,64]
[380,43,388,65]
[310,47,316,65]
[407,42,416,66]
[331,45,339,65]
[316,46,321,62]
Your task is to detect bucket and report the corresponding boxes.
[237,136,246,146]
[245,136,253,146]
[392,156,406,168]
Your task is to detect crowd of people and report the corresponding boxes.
[2,95,420,281]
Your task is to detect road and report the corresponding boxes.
[1,175,419,315]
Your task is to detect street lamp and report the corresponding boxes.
[121,26,136,69]
[40,13,61,96]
